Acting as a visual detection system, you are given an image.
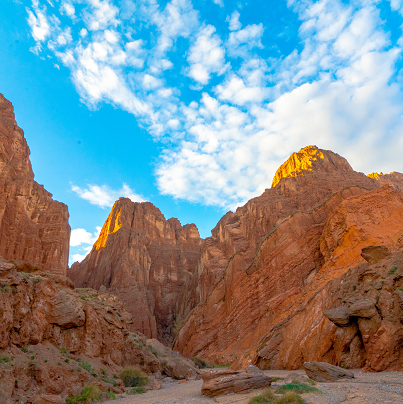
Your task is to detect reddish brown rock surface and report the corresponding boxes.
[0,256,167,403]
[173,146,403,372]
[0,94,70,276]
[68,198,202,343]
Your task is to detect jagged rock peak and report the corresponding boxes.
[271,145,353,188]
[93,197,200,251]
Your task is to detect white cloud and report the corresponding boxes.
[27,0,51,42]
[60,1,75,17]
[227,10,241,31]
[187,25,227,85]
[212,0,224,7]
[70,227,100,246]
[25,0,403,210]
[70,253,87,263]
[71,183,145,208]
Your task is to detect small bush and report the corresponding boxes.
[248,389,276,403]
[21,346,28,353]
[0,355,12,364]
[191,357,210,369]
[119,366,148,387]
[275,381,320,395]
[388,265,398,275]
[0,282,10,293]
[276,392,304,404]
[127,386,146,394]
[106,390,116,399]
[0,354,13,368]
[58,346,68,354]
[66,386,102,404]
[79,361,97,377]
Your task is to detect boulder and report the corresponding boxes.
[201,370,272,397]
[323,307,350,326]
[347,300,378,319]
[303,362,354,382]
[163,355,201,380]
[283,372,310,385]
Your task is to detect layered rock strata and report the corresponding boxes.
[0,94,70,275]
[174,146,403,372]
[0,257,162,403]
[68,199,202,343]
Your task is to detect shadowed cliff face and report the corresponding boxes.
[68,198,202,344]
[173,145,403,372]
[0,94,70,276]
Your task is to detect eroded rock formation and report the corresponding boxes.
[173,146,403,372]
[0,94,70,276]
[0,257,163,403]
[68,198,202,343]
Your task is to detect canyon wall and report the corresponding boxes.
[0,94,70,276]
[68,198,202,344]
[173,146,403,371]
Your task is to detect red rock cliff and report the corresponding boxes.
[174,146,403,372]
[0,94,70,276]
[68,198,202,344]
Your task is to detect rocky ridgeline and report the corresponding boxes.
[68,198,202,344]
[0,257,200,403]
[0,94,70,276]
[173,146,403,372]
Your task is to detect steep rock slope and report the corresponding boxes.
[174,146,403,371]
[68,198,202,343]
[0,94,70,275]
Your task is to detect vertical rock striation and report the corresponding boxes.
[68,198,202,344]
[174,145,403,372]
[0,94,70,275]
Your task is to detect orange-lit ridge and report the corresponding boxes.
[271,145,325,188]
[94,204,122,250]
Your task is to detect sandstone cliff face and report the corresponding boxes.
[0,94,70,276]
[174,146,403,372]
[68,198,202,344]
[0,257,164,403]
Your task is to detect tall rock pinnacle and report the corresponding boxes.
[0,94,70,275]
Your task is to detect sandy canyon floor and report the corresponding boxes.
[113,370,403,404]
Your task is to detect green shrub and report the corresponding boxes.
[191,357,211,368]
[106,390,116,400]
[66,386,102,404]
[276,392,304,404]
[21,346,28,353]
[248,389,276,403]
[275,381,320,395]
[79,361,97,377]
[0,355,12,364]
[127,386,146,394]
[58,346,68,354]
[0,282,10,293]
[388,265,398,275]
[119,366,148,387]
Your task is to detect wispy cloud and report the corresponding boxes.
[26,0,403,210]
[71,183,145,208]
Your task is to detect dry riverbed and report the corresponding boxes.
[112,370,403,404]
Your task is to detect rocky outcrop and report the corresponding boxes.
[0,256,199,403]
[68,198,202,344]
[173,146,403,372]
[0,94,70,276]
[303,362,354,382]
[0,257,156,402]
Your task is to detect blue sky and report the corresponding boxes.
[2,0,403,264]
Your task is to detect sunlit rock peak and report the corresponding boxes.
[271,145,353,188]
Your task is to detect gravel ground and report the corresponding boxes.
[112,370,403,404]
